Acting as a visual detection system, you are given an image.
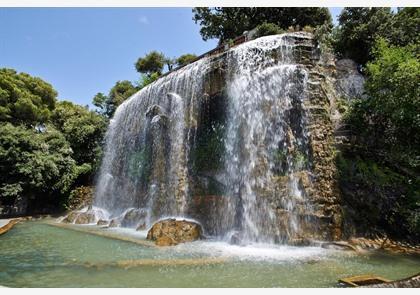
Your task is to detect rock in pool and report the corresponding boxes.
[97,219,108,226]
[147,218,202,246]
[62,211,96,224]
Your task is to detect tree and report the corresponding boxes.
[135,51,165,76]
[164,56,176,71]
[0,68,57,126]
[93,80,137,119]
[254,22,283,38]
[176,54,198,67]
[388,7,420,47]
[333,7,394,65]
[0,123,82,212]
[137,72,160,89]
[51,101,107,174]
[346,39,420,168]
[192,7,332,43]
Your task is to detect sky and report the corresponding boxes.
[0,8,342,107]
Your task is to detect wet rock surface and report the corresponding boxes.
[348,237,420,255]
[61,210,96,224]
[97,219,108,226]
[120,208,147,228]
[147,218,202,246]
[334,59,365,100]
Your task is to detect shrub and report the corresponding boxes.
[255,22,284,38]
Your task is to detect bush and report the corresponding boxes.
[255,22,283,38]
[346,39,420,169]
[137,72,160,89]
[176,54,198,67]
[0,123,81,212]
[337,152,420,242]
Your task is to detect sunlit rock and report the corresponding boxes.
[147,218,202,246]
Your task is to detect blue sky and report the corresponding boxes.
[0,8,342,107]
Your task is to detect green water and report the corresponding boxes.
[0,221,419,287]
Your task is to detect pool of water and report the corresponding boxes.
[0,221,419,287]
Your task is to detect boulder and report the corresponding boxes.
[155,236,178,246]
[147,218,202,246]
[61,211,79,223]
[321,241,358,251]
[136,222,146,231]
[120,208,147,228]
[108,219,119,227]
[228,231,243,245]
[335,59,365,100]
[74,212,96,224]
[97,219,108,226]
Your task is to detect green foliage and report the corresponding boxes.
[192,7,332,43]
[93,80,137,119]
[0,69,108,214]
[176,54,198,67]
[333,7,419,65]
[0,68,57,125]
[333,7,393,64]
[336,98,349,114]
[137,72,160,89]
[0,123,81,208]
[51,101,107,173]
[135,51,165,76]
[314,21,334,52]
[388,7,420,48]
[336,152,419,241]
[346,39,420,169]
[254,22,284,38]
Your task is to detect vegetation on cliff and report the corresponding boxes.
[332,7,420,242]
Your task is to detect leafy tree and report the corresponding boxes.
[254,22,283,38]
[333,7,420,65]
[192,7,332,43]
[333,7,394,65]
[135,51,165,76]
[137,72,160,89]
[0,123,82,211]
[51,101,107,173]
[0,68,57,126]
[93,80,137,119]
[388,7,420,47]
[164,56,176,71]
[346,39,420,169]
[176,54,198,67]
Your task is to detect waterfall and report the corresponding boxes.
[221,35,311,243]
[94,58,210,223]
[93,33,313,243]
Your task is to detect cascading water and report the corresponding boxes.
[221,35,311,243]
[93,33,313,243]
[94,58,210,224]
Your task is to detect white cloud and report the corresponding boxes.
[138,16,149,25]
